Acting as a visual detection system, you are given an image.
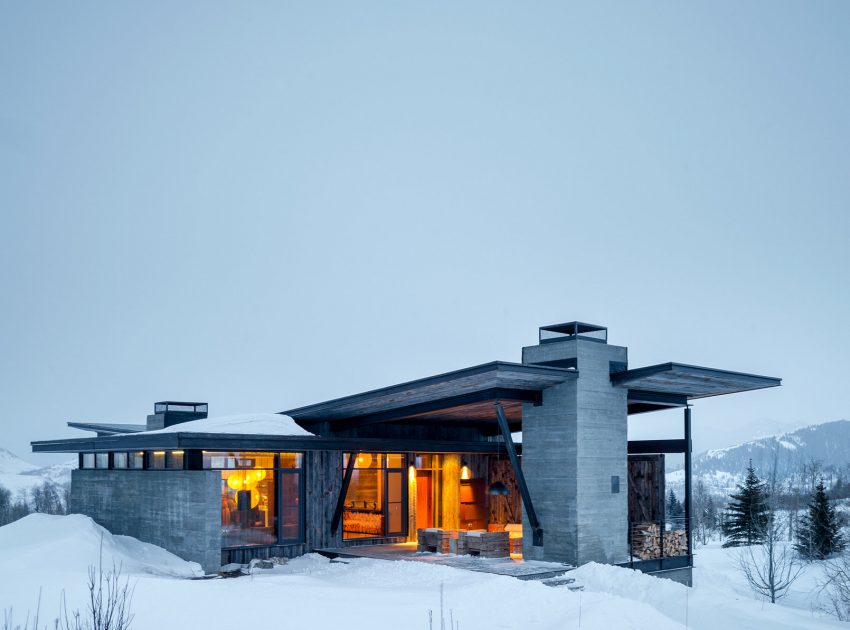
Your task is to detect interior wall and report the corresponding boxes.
[487,458,521,525]
[441,454,460,530]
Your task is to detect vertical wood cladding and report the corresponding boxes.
[305,450,344,550]
[627,454,666,524]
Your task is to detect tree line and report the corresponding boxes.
[0,480,69,526]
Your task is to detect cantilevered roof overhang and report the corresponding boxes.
[613,363,781,414]
[30,433,506,455]
[284,361,578,432]
[67,422,146,436]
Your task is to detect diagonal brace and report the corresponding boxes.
[495,402,543,546]
[331,452,357,535]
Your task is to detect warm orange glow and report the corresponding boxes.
[226,472,244,490]
[460,465,471,480]
[356,452,373,468]
[408,464,416,481]
[153,451,165,455]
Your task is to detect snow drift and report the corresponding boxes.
[0,513,203,578]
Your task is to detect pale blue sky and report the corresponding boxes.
[2,2,849,463]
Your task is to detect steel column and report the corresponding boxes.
[494,402,543,546]
[331,452,357,534]
[684,407,693,563]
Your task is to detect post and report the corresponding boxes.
[684,406,693,564]
[331,452,357,535]
[494,402,543,546]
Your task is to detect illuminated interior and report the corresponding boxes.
[342,453,406,539]
[203,451,303,548]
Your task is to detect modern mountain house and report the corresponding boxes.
[32,322,781,580]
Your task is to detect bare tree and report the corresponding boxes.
[737,511,803,604]
[819,549,850,621]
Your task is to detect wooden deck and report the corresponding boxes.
[316,542,574,581]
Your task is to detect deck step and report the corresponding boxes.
[541,576,584,591]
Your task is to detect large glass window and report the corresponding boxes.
[130,451,144,469]
[203,452,303,548]
[166,450,184,469]
[113,452,129,469]
[149,451,166,469]
[342,453,407,540]
[81,453,95,469]
[94,453,110,469]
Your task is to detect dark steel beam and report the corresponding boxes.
[627,439,688,454]
[320,388,542,430]
[684,407,693,563]
[331,452,357,535]
[626,390,688,407]
[495,402,542,546]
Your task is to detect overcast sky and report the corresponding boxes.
[2,2,849,464]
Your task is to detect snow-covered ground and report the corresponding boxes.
[0,515,846,630]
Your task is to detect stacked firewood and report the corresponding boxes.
[630,523,688,560]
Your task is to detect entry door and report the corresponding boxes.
[416,471,433,529]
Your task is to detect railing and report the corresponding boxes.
[629,517,689,563]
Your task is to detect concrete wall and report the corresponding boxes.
[70,470,221,573]
[521,337,629,566]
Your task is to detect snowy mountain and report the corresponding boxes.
[667,419,850,498]
[0,448,74,496]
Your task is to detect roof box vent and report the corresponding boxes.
[147,401,208,430]
[539,322,607,344]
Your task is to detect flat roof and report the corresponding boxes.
[30,433,505,455]
[283,361,577,429]
[612,362,781,399]
[67,422,146,436]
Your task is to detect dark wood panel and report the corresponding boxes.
[305,450,344,551]
[628,454,665,524]
[487,458,521,526]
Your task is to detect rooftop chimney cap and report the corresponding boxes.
[153,401,208,414]
[539,321,607,344]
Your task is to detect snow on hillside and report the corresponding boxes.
[0,448,74,495]
[0,515,846,630]
[667,419,850,498]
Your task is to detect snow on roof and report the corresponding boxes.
[142,413,314,437]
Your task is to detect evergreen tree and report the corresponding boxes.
[666,488,684,522]
[794,479,846,560]
[722,462,770,547]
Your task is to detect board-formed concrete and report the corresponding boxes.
[521,337,629,565]
[70,469,221,573]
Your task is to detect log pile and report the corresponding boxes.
[630,523,688,560]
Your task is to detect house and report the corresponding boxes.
[32,321,780,580]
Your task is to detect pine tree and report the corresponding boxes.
[666,488,684,522]
[722,462,770,548]
[794,479,846,560]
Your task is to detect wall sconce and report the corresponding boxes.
[460,461,472,480]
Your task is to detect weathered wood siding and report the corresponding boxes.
[305,450,344,550]
[627,454,665,524]
[487,458,521,525]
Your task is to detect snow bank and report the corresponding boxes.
[0,514,203,579]
[141,413,313,437]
